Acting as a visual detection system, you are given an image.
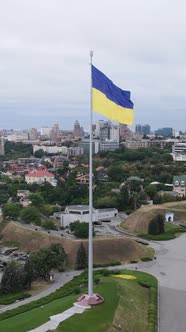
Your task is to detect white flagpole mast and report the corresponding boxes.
[88,50,94,297]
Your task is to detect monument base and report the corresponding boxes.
[74,293,104,308]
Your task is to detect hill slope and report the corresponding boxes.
[0,221,152,267]
[120,201,186,234]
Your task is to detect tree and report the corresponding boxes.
[20,206,41,225]
[148,214,165,235]
[70,222,94,239]
[29,193,45,207]
[1,261,26,294]
[34,149,45,158]
[24,258,35,289]
[2,203,20,220]
[42,219,56,230]
[120,186,129,210]
[29,244,67,279]
[75,242,87,270]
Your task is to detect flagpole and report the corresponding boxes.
[76,52,104,306]
[88,50,94,297]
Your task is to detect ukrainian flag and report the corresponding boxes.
[92,65,134,125]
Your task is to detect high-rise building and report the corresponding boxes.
[100,122,112,141]
[119,124,132,140]
[95,120,105,137]
[50,124,60,143]
[110,124,119,142]
[29,128,38,141]
[155,127,173,137]
[142,124,151,136]
[0,137,4,155]
[135,124,142,134]
[41,127,51,138]
[73,120,81,138]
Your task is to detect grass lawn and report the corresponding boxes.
[0,270,157,332]
[0,294,77,332]
[139,222,186,240]
[57,277,149,332]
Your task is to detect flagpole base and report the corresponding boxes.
[75,293,104,308]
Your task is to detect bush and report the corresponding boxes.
[141,257,153,262]
[0,292,31,305]
[94,277,101,284]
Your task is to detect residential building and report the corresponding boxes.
[0,137,5,155]
[50,124,60,143]
[119,124,132,140]
[110,124,119,142]
[172,143,186,161]
[79,140,100,154]
[29,128,38,141]
[173,175,186,197]
[25,169,55,185]
[73,120,81,138]
[99,141,119,151]
[41,127,51,138]
[75,173,92,185]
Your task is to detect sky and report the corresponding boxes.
[0,0,186,131]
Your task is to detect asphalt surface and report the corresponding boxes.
[136,235,186,332]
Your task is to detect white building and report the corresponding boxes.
[40,127,51,137]
[172,143,186,161]
[25,169,55,185]
[33,145,68,155]
[110,124,119,142]
[53,205,118,227]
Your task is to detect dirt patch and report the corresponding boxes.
[0,222,150,267]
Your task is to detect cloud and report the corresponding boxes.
[0,0,186,130]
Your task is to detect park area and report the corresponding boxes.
[0,269,157,332]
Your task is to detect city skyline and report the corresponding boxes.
[1,1,186,130]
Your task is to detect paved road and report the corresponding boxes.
[135,235,186,332]
[0,270,81,313]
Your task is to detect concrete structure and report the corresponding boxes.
[155,127,173,137]
[73,120,81,138]
[25,169,55,185]
[99,140,119,151]
[172,143,186,161]
[165,212,174,223]
[173,175,186,197]
[29,128,38,140]
[53,205,118,227]
[33,144,68,155]
[0,137,5,155]
[79,139,99,154]
[40,127,51,138]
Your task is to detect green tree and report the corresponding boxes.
[120,186,129,210]
[24,258,35,289]
[20,206,41,225]
[1,261,26,294]
[29,193,45,207]
[75,242,87,270]
[71,222,94,239]
[34,149,45,158]
[2,203,20,220]
[42,219,56,230]
[29,244,67,279]
[148,214,165,235]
